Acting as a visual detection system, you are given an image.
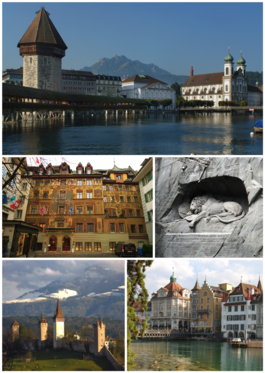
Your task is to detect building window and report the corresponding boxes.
[75,242,83,251]
[201,299,203,304]
[87,180,92,186]
[147,210,153,221]
[225,85,228,92]
[60,191,66,199]
[235,306,238,312]
[22,182,27,191]
[87,223,94,232]
[15,210,22,219]
[111,209,116,216]
[216,305,218,311]
[87,206,93,214]
[59,206,65,214]
[252,305,255,311]
[207,298,210,303]
[87,192,92,199]
[34,191,39,198]
[76,206,83,214]
[31,207,37,214]
[134,197,138,203]
[39,223,46,232]
[86,170,91,174]
[110,223,115,233]
[104,196,107,202]
[241,305,244,311]
[103,185,106,190]
[226,67,229,75]
[77,180,82,186]
[136,210,141,217]
[85,242,92,251]
[109,186,113,191]
[139,225,143,233]
[131,225,136,233]
[119,223,124,233]
[120,196,124,203]
[94,242,101,251]
[129,210,133,217]
[109,242,115,251]
[127,197,131,203]
[43,192,49,199]
[228,306,231,312]
[76,223,83,232]
[20,196,25,206]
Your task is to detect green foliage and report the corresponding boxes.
[112,334,125,366]
[171,82,181,95]
[142,244,153,256]
[239,100,248,106]
[27,325,36,340]
[127,260,153,370]
[162,98,172,108]
[19,324,28,340]
[245,71,263,87]
[219,100,237,107]
[25,350,33,359]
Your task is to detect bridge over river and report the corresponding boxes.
[2,83,148,122]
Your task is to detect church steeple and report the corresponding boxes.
[170,268,176,283]
[257,276,263,292]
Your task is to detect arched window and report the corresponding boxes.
[226,67,229,75]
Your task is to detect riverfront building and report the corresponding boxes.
[22,161,149,254]
[134,301,152,331]
[132,158,153,244]
[150,272,191,331]
[191,279,232,336]
[96,75,122,97]
[17,8,67,92]
[122,74,176,108]
[221,279,263,339]
[2,68,23,85]
[62,70,96,95]
[181,50,259,106]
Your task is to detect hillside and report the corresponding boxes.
[80,55,189,86]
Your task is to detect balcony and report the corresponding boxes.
[198,309,211,314]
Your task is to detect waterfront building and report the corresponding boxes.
[17,8,67,91]
[247,83,263,106]
[191,277,201,322]
[53,299,65,348]
[181,50,249,106]
[134,301,152,331]
[191,279,232,336]
[62,70,96,95]
[2,68,23,85]
[122,74,176,108]
[2,157,41,256]
[221,279,262,339]
[150,271,191,331]
[39,311,48,349]
[96,75,122,97]
[132,158,153,244]
[23,161,149,254]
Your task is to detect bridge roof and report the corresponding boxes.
[3,83,147,105]
[18,8,67,50]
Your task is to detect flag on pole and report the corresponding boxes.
[2,194,8,204]
[10,200,20,210]
[39,206,47,216]
[68,206,74,215]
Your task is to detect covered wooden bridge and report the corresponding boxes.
[3,83,148,122]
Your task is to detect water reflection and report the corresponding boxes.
[131,340,263,371]
[3,113,263,155]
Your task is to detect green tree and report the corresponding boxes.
[127,260,153,370]
[19,324,28,340]
[171,82,181,96]
[162,99,172,109]
[27,325,36,340]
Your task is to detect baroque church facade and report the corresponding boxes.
[181,50,249,106]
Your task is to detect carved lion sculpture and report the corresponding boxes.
[186,195,245,228]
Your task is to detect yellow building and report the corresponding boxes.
[191,279,232,335]
[22,161,149,255]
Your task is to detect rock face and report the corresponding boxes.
[155,157,263,258]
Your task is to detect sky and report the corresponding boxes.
[2,259,125,301]
[2,2,263,75]
[144,259,263,300]
[26,156,148,170]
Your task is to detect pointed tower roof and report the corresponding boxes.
[192,278,201,292]
[18,8,67,50]
[39,311,48,324]
[11,320,19,327]
[53,299,65,322]
[257,277,263,292]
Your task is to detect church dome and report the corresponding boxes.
[170,273,176,283]
[237,55,246,65]
[224,52,234,63]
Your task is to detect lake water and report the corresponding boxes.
[130,340,263,371]
[2,113,262,155]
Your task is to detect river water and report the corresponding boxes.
[2,113,262,155]
[130,340,263,371]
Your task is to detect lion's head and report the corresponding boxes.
[190,196,208,214]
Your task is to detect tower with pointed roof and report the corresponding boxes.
[17,7,67,91]
[191,276,201,322]
[53,299,65,348]
[93,319,106,356]
[223,47,234,101]
[39,311,48,349]
[10,320,20,342]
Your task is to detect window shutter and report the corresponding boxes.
[150,188,153,200]
[144,194,148,203]
[147,211,151,221]
[142,178,145,186]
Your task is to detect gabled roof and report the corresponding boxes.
[11,320,19,327]
[182,72,224,87]
[53,299,65,321]
[18,8,67,50]
[229,282,261,300]
[248,85,263,93]
[192,278,201,291]
[123,74,167,85]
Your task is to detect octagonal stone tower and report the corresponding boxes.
[39,311,48,349]
[17,7,67,91]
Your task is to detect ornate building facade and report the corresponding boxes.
[17,8,67,91]
[150,272,191,331]
[23,161,149,254]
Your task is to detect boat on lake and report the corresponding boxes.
[253,119,263,133]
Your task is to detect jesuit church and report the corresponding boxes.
[181,50,262,106]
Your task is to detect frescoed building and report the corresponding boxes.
[22,161,149,254]
[150,271,191,331]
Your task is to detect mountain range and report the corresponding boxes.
[3,266,124,319]
[80,55,189,86]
